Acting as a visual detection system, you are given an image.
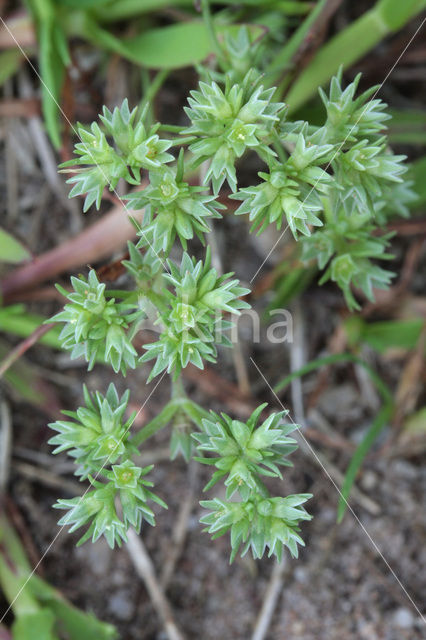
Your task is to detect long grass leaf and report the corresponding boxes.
[337,403,392,522]
[285,0,426,112]
[274,352,394,520]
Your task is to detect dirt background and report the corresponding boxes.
[0,2,425,639]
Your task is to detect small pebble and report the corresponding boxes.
[75,539,111,577]
[360,470,377,491]
[294,567,307,583]
[109,590,134,621]
[393,607,414,629]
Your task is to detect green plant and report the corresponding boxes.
[0,511,117,639]
[46,24,413,563]
[15,0,424,151]
[21,0,287,147]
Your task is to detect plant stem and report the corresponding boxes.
[171,136,197,146]
[180,398,210,428]
[140,68,169,125]
[145,289,169,314]
[158,124,185,133]
[171,376,186,400]
[131,393,209,448]
[0,323,56,378]
[0,307,61,349]
[271,130,288,165]
[200,0,223,60]
[131,401,179,448]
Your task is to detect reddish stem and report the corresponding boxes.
[1,204,142,302]
[0,323,55,378]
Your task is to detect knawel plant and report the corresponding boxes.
[48,27,413,563]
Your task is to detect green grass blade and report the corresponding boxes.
[274,352,393,520]
[388,109,426,145]
[285,0,426,112]
[267,0,329,77]
[81,17,263,70]
[408,156,426,208]
[337,403,392,522]
[29,575,118,639]
[0,306,62,349]
[92,0,194,21]
[0,228,31,264]
[130,401,179,448]
[26,0,68,148]
[0,49,23,87]
[274,352,391,401]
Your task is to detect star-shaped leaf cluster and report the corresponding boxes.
[193,404,298,499]
[140,250,250,380]
[196,405,312,561]
[126,162,223,254]
[183,70,286,193]
[50,386,167,548]
[302,209,395,310]
[51,269,139,374]
[62,100,173,211]
[55,462,166,548]
[232,133,333,237]
[200,493,312,562]
[49,384,136,478]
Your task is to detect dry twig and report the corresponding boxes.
[251,558,289,640]
[0,396,12,493]
[126,529,185,640]
[160,461,198,590]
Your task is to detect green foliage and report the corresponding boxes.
[49,384,166,547]
[55,465,166,547]
[51,270,139,373]
[140,250,250,380]
[232,134,333,236]
[122,240,163,289]
[49,30,414,563]
[200,493,312,562]
[126,158,223,253]
[318,73,391,143]
[183,70,286,193]
[230,69,410,308]
[0,228,31,264]
[333,137,406,214]
[60,65,410,310]
[284,0,426,113]
[196,404,311,561]
[169,409,194,462]
[49,384,136,478]
[301,209,395,309]
[0,49,22,87]
[194,405,298,499]
[63,101,173,212]
[25,0,70,148]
